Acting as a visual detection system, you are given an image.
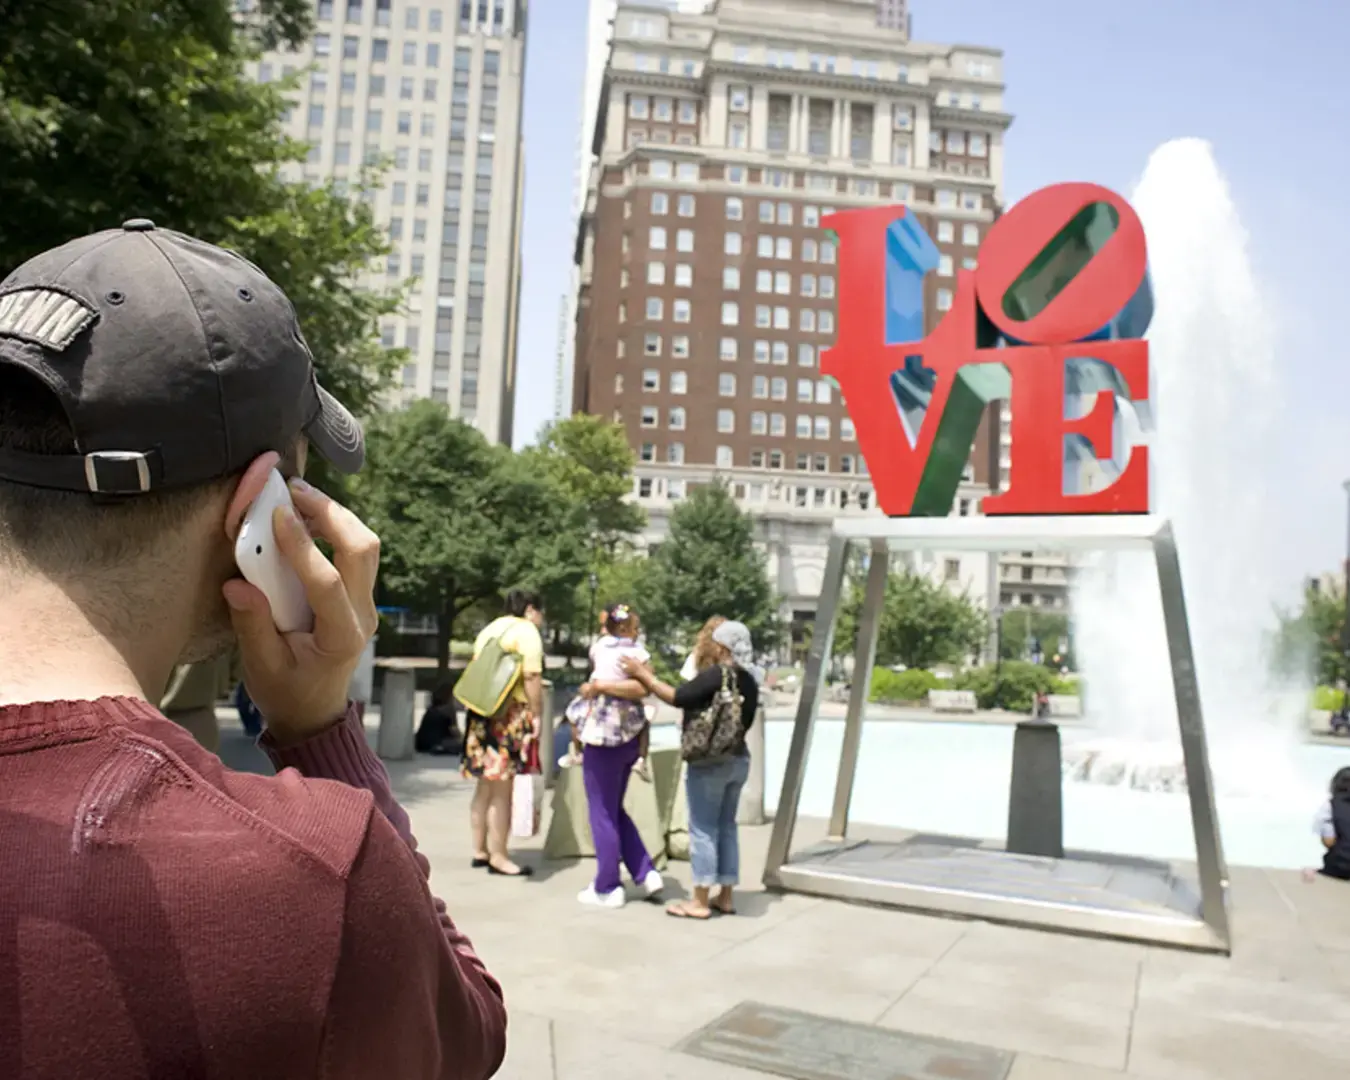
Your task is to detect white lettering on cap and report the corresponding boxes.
[0,288,96,352]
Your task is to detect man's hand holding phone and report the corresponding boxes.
[223,478,381,746]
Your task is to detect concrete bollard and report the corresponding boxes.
[1005,720,1064,858]
[737,706,767,825]
[377,668,417,762]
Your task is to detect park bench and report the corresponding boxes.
[928,689,978,713]
[1046,694,1082,718]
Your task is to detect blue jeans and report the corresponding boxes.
[685,754,750,888]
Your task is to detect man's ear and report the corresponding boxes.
[223,452,282,541]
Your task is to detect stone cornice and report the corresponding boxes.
[931,105,1014,131]
[702,58,937,101]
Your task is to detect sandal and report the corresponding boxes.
[665,900,713,920]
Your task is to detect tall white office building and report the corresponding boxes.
[253,0,528,444]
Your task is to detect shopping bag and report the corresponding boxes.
[511,773,541,838]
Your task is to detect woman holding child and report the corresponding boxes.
[570,604,663,908]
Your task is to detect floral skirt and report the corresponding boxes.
[461,700,535,781]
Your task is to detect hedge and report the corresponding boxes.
[870,667,941,703]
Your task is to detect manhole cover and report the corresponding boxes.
[680,1002,1013,1080]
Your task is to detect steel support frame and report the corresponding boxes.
[762,515,1232,953]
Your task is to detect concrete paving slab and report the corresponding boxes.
[495,1010,555,1080]
[1007,1055,1129,1079]
[877,973,1134,1071]
[551,1021,770,1080]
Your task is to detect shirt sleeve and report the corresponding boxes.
[673,665,723,712]
[1315,801,1335,842]
[514,621,545,676]
[263,710,507,1080]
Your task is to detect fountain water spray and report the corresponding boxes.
[1068,138,1311,800]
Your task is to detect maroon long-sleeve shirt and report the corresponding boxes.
[0,696,507,1080]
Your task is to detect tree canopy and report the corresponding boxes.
[836,565,988,671]
[638,483,779,659]
[0,0,401,464]
[1274,578,1346,687]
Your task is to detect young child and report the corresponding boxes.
[1307,766,1350,882]
[563,604,652,778]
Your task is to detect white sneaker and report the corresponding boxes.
[577,884,626,909]
[640,869,665,898]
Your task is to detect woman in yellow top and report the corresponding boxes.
[462,587,545,877]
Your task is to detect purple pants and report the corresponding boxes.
[582,738,654,895]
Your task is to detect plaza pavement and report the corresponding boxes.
[215,709,1350,1080]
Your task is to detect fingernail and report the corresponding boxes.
[224,591,247,611]
[289,478,314,495]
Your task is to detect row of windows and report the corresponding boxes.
[623,297,839,334]
[636,442,867,476]
[315,0,511,32]
[628,95,698,125]
[637,407,855,441]
[724,199,827,227]
[643,228,838,264]
[305,104,496,136]
[633,474,875,512]
[931,129,989,157]
[619,335,821,368]
[625,370,835,405]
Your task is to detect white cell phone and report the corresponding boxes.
[234,469,314,633]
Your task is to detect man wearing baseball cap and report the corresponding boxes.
[0,222,507,1078]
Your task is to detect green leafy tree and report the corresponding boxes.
[1275,580,1346,687]
[836,568,988,671]
[0,0,402,486]
[521,415,645,636]
[999,609,1071,665]
[643,483,779,659]
[352,402,587,678]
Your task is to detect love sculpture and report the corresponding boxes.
[764,183,1232,956]
[822,183,1154,517]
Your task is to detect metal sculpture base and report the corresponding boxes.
[763,515,1231,954]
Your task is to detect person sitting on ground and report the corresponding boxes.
[1308,766,1350,882]
[0,224,505,1078]
[416,680,464,756]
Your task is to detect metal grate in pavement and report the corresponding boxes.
[679,1002,1013,1080]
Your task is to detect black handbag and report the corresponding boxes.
[680,665,744,764]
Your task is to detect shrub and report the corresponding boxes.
[870,667,940,703]
[953,661,1055,712]
[1314,685,1345,712]
[1051,675,1080,696]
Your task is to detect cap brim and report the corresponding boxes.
[305,384,365,474]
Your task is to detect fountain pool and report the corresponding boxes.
[652,718,1350,870]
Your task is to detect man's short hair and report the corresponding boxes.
[0,370,241,574]
[503,588,543,619]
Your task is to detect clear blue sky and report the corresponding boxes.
[513,0,1350,575]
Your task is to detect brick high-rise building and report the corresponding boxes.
[572,0,1012,649]
[251,0,528,444]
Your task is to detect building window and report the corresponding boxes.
[676,229,694,252]
[672,335,690,358]
[729,84,750,111]
[726,196,743,220]
[677,194,695,217]
[796,415,812,438]
[725,232,742,255]
[630,94,649,119]
[771,342,789,365]
[938,254,953,277]
[651,192,669,215]
[728,119,748,149]
[756,270,772,294]
[640,443,656,462]
[646,297,663,321]
[650,226,667,250]
[720,338,738,361]
[668,442,685,464]
[724,267,742,290]
[716,446,734,469]
[719,373,736,397]
[802,238,817,262]
[642,369,660,391]
[820,275,835,298]
[775,272,791,295]
[820,239,835,263]
[672,299,691,322]
[644,333,662,356]
[935,289,953,311]
[674,263,693,287]
[717,409,735,433]
[641,407,658,428]
[753,375,768,398]
[670,371,688,395]
[638,477,654,498]
[937,221,955,243]
[815,416,831,440]
[776,237,792,260]
[800,309,816,332]
[753,340,770,364]
[721,302,739,325]
[771,377,787,401]
[756,235,773,259]
[751,411,767,435]
[936,188,957,209]
[755,306,771,329]
[815,379,833,404]
[962,223,980,246]
[647,261,666,285]
[969,132,988,157]
[669,406,686,429]
[819,310,834,333]
[796,378,813,403]
[798,343,815,367]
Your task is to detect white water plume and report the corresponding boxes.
[1067,138,1311,800]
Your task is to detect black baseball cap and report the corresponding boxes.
[0,219,364,496]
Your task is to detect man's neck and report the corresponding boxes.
[0,573,179,708]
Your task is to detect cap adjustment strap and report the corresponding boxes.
[0,446,163,495]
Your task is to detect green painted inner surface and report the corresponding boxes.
[1001,201,1120,324]
[909,362,1009,516]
